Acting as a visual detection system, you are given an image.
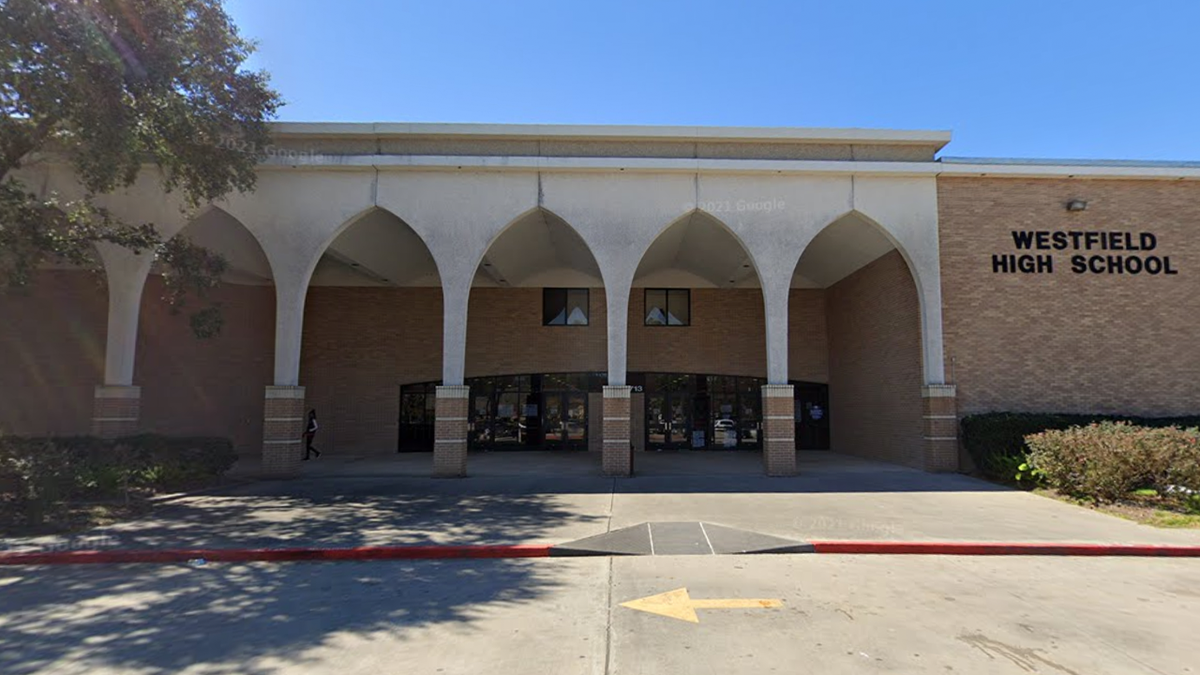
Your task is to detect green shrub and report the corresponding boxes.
[0,434,238,518]
[116,434,237,489]
[961,412,1200,481]
[0,438,75,524]
[1026,422,1200,503]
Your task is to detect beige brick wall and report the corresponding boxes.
[300,287,443,455]
[826,251,925,468]
[2,274,828,457]
[136,276,274,451]
[0,271,273,452]
[300,285,829,454]
[939,177,1200,418]
[626,286,829,382]
[467,287,607,376]
[788,289,830,383]
[0,271,106,436]
[628,288,766,376]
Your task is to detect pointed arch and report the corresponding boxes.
[792,207,943,384]
[795,208,930,468]
[298,206,446,454]
[462,206,607,380]
[304,206,443,289]
[469,206,604,289]
[633,209,763,289]
[172,206,277,286]
[792,209,911,289]
[135,206,279,453]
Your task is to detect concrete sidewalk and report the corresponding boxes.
[5,451,1200,554]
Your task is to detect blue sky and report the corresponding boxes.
[224,0,1200,161]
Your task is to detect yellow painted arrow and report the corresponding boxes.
[620,587,783,623]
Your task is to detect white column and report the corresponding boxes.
[918,281,948,385]
[272,273,308,386]
[440,276,472,386]
[762,279,791,385]
[97,247,153,386]
[605,277,632,386]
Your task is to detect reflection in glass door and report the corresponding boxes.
[542,393,563,446]
[647,393,668,446]
[646,389,692,450]
[494,392,524,446]
[565,393,587,448]
[541,391,588,450]
[670,395,690,449]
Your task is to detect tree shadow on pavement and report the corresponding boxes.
[0,557,562,675]
[0,489,603,674]
[78,483,608,550]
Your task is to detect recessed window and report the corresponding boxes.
[645,289,690,326]
[543,288,589,326]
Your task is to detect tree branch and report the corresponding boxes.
[1,115,60,179]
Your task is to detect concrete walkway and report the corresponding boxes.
[5,451,1200,554]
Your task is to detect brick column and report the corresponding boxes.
[434,385,470,478]
[602,386,633,477]
[922,385,959,472]
[91,385,141,438]
[263,386,305,478]
[761,384,797,476]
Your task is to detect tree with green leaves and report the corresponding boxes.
[1,0,281,335]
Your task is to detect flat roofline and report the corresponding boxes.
[942,156,1200,169]
[267,121,952,147]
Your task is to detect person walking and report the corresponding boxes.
[303,409,321,460]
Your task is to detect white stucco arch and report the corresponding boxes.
[96,205,278,386]
[539,172,697,386]
[633,208,765,288]
[844,177,946,386]
[371,172,540,385]
[303,205,444,290]
[469,206,604,289]
[795,197,946,386]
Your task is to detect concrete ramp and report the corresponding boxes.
[550,522,814,556]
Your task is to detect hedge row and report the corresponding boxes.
[1026,422,1200,503]
[961,412,1200,481]
[0,434,237,525]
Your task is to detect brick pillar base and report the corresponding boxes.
[762,384,797,477]
[602,386,633,477]
[922,385,959,472]
[434,385,470,478]
[263,386,306,478]
[92,385,141,438]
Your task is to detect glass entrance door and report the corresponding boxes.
[540,391,588,450]
[645,376,693,450]
[565,393,587,449]
[542,393,562,446]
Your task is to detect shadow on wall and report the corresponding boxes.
[0,490,599,675]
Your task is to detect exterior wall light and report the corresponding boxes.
[1066,199,1088,212]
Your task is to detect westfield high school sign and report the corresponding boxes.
[992,231,1180,275]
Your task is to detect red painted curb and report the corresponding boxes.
[0,544,551,566]
[809,541,1200,557]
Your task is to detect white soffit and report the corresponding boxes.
[634,211,759,288]
[793,213,896,288]
[312,208,440,287]
[178,208,273,285]
[476,208,602,288]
